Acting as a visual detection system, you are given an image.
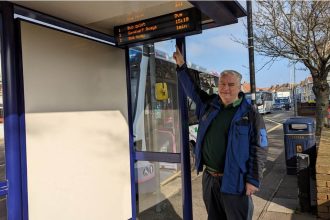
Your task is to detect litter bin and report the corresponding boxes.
[283,117,316,175]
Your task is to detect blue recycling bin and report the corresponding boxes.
[283,117,316,175]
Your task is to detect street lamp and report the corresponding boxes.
[247,0,256,106]
[291,58,308,117]
[292,63,297,117]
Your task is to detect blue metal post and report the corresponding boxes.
[15,20,29,220]
[176,38,193,220]
[1,2,24,219]
[125,48,137,220]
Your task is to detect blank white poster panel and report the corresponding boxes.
[20,21,131,220]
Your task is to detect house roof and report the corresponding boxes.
[241,82,251,93]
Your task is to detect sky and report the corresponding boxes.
[184,17,311,88]
[156,2,311,89]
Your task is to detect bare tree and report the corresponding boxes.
[252,0,330,136]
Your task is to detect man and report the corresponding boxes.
[173,46,268,220]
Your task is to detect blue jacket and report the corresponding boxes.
[177,64,268,195]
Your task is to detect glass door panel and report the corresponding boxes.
[136,161,182,220]
[129,39,184,219]
[0,27,7,219]
[129,40,181,154]
[0,141,4,181]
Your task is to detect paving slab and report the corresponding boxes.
[267,198,297,214]
[261,211,317,220]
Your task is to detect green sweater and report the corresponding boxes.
[202,98,242,172]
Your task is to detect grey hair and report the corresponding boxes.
[219,70,242,85]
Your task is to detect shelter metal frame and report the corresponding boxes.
[0,1,246,219]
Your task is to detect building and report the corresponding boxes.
[297,76,315,103]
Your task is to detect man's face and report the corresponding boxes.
[218,74,241,105]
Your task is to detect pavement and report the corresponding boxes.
[253,113,317,220]
[253,151,317,220]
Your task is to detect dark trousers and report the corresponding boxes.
[202,170,254,220]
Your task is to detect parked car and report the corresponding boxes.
[284,103,291,110]
[272,103,282,110]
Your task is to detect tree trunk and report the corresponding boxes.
[312,77,330,137]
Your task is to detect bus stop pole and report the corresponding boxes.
[247,0,256,105]
[176,38,193,220]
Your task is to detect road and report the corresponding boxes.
[262,110,294,177]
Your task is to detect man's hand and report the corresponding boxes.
[173,45,185,67]
[246,183,259,196]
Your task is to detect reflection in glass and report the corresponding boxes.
[0,19,7,219]
[0,23,7,220]
[129,40,181,153]
[0,130,4,181]
[0,40,4,182]
[0,131,4,181]
[136,161,182,219]
[0,195,7,220]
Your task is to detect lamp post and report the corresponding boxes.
[247,0,256,106]
[291,60,306,117]
[293,63,297,116]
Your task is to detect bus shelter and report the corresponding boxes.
[0,1,246,219]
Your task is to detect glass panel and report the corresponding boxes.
[0,107,7,220]
[0,195,7,220]
[0,14,7,220]
[129,40,181,153]
[0,127,4,181]
[0,29,4,182]
[136,161,182,219]
[0,146,4,181]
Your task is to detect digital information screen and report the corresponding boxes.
[114,8,201,46]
